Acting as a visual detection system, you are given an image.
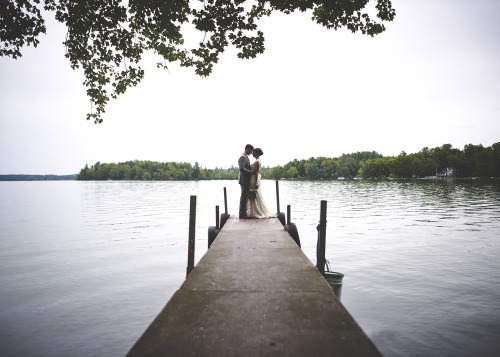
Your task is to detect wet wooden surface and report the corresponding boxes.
[127,217,382,356]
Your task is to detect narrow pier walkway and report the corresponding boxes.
[127,217,382,356]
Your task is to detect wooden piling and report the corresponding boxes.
[287,204,291,225]
[186,195,196,277]
[317,200,327,275]
[223,187,228,214]
[275,180,280,213]
[215,205,220,230]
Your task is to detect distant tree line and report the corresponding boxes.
[266,151,382,180]
[76,161,239,181]
[265,143,500,179]
[76,143,499,181]
[0,174,77,181]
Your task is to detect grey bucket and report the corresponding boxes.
[324,271,344,300]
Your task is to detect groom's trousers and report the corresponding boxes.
[239,183,250,218]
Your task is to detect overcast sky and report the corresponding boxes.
[1,0,499,175]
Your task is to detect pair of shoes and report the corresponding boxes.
[239,215,247,219]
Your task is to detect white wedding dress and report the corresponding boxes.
[247,159,274,218]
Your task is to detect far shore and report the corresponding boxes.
[1,175,498,182]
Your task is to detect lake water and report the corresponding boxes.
[1,179,499,356]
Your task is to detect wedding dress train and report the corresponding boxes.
[247,159,274,219]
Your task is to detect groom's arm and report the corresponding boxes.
[238,156,252,175]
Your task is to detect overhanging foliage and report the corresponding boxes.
[1,0,395,123]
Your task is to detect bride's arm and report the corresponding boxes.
[253,161,260,188]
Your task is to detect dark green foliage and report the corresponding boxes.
[266,144,500,179]
[1,0,395,123]
[76,160,239,180]
[0,174,77,181]
[76,142,500,181]
[0,0,46,58]
[267,151,382,179]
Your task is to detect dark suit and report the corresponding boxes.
[238,153,252,218]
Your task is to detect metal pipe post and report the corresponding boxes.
[187,195,197,277]
[215,205,220,229]
[223,187,228,214]
[317,200,327,275]
[287,205,291,225]
[275,180,280,213]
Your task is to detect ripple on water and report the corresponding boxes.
[1,179,500,357]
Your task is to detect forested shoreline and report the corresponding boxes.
[0,174,77,181]
[76,161,239,181]
[76,143,499,181]
[266,143,500,179]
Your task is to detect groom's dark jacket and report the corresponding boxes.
[238,153,252,186]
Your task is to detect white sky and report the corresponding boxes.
[1,0,499,175]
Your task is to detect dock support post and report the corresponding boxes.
[317,200,327,275]
[223,187,228,214]
[283,204,301,248]
[209,205,221,248]
[187,195,197,277]
[220,187,230,229]
[276,180,286,226]
[275,180,280,213]
[215,205,220,229]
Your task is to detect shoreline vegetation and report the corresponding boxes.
[2,143,498,181]
[75,143,499,181]
[0,174,77,181]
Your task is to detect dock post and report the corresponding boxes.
[317,200,327,275]
[187,195,197,277]
[220,187,230,229]
[275,180,280,213]
[209,205,222,248]
[276,180,286,226]
[223,187,228,214]
[283,205,301,248]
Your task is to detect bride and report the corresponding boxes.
[247,148,274,218]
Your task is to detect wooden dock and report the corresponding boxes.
[127,217,382,356]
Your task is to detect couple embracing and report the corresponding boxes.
[238,144,274,219]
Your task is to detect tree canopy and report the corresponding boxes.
[76,160,240,180]
[75,143,500,181]
[1,0,395,123]
[265,143,500,179]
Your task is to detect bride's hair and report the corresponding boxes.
[253,148,263,156]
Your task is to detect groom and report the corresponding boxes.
[238,144,254,219]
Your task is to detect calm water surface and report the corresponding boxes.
[1,179,499,356]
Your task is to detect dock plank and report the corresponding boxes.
[127,217,382,356]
